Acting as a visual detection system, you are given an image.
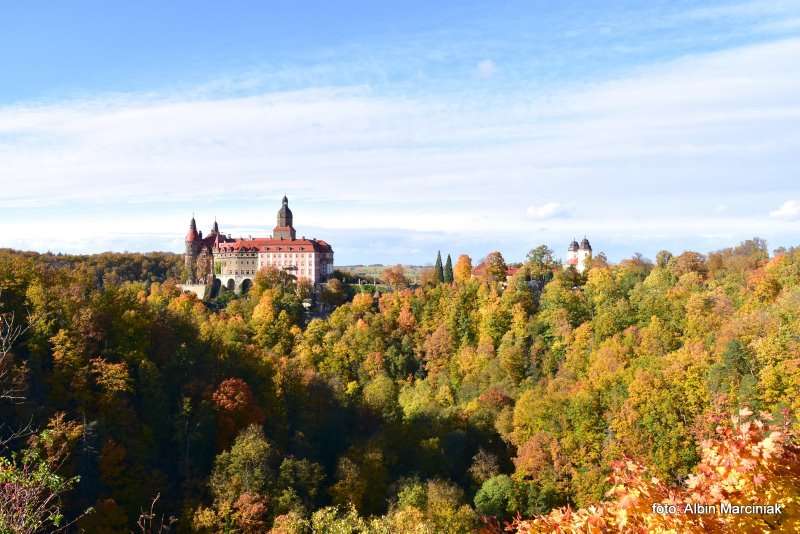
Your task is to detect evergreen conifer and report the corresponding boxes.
[444,254,453,283]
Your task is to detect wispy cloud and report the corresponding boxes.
[1,38,799,262]
[681,0,799,20]
[526,202,568,220]
[770,200,800,220]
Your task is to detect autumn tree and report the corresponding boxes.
[511,409,800,533]
[418,267,438,288]
[382,265,409,289]
[669,250,708,278]
[0,448,82,534]
[468,449,500,485]
[320,278,348,307]
[525,245,557,286]
[0,307,86,533]
[656,249,673,268]
[454,255,473,284]
[194,425,275,532]
[212,378,266,450]
[479,251,508,283]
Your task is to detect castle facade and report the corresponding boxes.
[184,196,334,293]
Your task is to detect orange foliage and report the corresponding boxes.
[397,304,417,333]
[513,432,563,480]
[233,492,269,533]
[212,378,265,450]
[422,323,454,378]
[510,409,800,533]
[478,387,513,409]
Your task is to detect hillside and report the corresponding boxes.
[0,240,798,532]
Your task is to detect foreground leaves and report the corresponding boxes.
[511,408,800,533]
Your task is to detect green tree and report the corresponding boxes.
[274,457,326,516]
[474,474,514,518]
[443,254,454,284]
[655,250,673,269]
[525,245,557,286]
[0,449,82,534]
[434,251,444,284]
[208,425,275,509]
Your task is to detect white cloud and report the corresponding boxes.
[770,199,800,220]
[526,202,568,220]
[476,59,496,79]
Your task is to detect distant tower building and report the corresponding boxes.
[273,195,296,240]
[566,237,592,273]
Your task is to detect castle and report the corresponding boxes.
[184,196,334,294]
[565,237,592,273]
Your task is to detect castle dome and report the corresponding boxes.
[580,237,592,251]
[568,239,579,252]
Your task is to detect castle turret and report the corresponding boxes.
[185,217,199,283]
[186,217,198,242]
[273,195,297,240]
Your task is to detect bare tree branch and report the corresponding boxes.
[137,493,178,533]
[0,289,33,404]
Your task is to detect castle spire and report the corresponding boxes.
[186,215,199,242]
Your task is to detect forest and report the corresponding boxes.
[0,240,798,533]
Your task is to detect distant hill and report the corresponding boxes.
[337,264,429,283]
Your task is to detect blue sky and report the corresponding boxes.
[1,0,799,264]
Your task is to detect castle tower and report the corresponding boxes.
[566,239,580,271]
[185,216,199,283]
[273,195,297,240]
[577,237,592,273]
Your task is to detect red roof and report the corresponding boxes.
[216,237,332,253]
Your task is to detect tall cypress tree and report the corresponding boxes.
[434,251,444,283]
[444,254,453,283]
